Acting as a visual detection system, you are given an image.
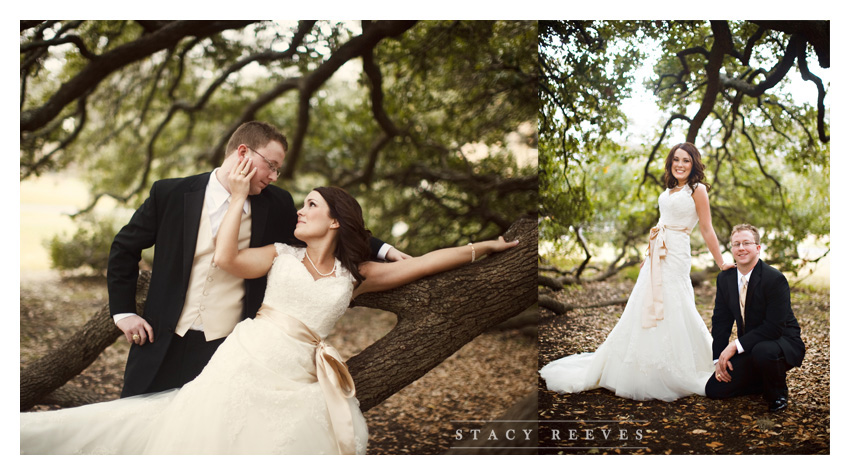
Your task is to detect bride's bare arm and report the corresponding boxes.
[693,184,735,270]
[351,237,519,299]
[213,158,277,279]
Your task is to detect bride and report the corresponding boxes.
[540,143,735,401]
[20,157,518,454]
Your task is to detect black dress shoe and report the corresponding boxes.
[768,396,788,413]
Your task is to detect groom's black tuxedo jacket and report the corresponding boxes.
[710,259,804,367]
[108,172,383,396]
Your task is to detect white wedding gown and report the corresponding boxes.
[21,244,368,454]
[540,185,715,401]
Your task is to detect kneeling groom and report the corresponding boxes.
[705,224,805,413]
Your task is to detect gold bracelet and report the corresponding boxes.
[467,243,475,262]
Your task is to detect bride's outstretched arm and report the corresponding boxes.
[352,237,519,298]
[693,184,735,271]
[213,158,277,279]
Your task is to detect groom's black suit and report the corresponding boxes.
[705,259,805,401]
[108,172,383,397]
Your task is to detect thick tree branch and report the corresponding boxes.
[20,272,150,411]
[390,164,538,195]
[281,20,418,179]
[21,21,256,132]
[539,295,628,317]
[750,20,829,68]
[349,218,536,411]
[71,22,318,214]
[21,20,47,32]
[718,33,804,101]
[355,45,402,187]
[573,226,591,283]
[21,96,88,179]
[687,20,735,142]
[797,46,829,143]
[20,34,97,60]
[742,26,766,66]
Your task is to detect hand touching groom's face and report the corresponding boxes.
[223,142,286,195]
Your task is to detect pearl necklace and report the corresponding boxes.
[305,250,335,276]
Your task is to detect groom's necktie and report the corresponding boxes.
[739,275,748,319]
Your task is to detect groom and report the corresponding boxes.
[108,121,407,397]
[705,224,805,413]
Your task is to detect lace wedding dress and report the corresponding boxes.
[540,185,715,401]
[21,244,368,454]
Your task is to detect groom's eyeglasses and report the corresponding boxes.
[246,146,280,179]
[731,241,757,248]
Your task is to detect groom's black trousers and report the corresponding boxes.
[705,340,793,401]
[145,330,225,394]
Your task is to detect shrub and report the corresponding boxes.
[46,215,119,274]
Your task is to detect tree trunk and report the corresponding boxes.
[39,385,103,408]
[491,307,538,337]
[349,218,537,412]
[539,295,573,315]
[538,274,564,290]
[20,218,537,412]
[20,272,150,411]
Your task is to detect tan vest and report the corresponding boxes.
[175,203,252,341]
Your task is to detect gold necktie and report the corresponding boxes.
[739,276,748,318]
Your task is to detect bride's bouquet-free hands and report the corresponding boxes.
[475,236,520,259]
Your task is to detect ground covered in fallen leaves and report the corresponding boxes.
[20,271,537,455]
[538,275,829,455]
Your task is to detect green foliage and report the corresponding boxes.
[46,215,120,274]
[539,20,829,276]
[621,263,642,282]
[539,21,650,246]
[23,21,537,260]
[281,20,538,254]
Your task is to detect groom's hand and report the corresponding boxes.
[116,315,155,346]
[714,342,737,383]
[385,247,412,261]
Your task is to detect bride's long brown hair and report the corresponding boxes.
[663,143,711,192]
[312,186,372,283]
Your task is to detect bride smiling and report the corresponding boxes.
[540,143,735,401]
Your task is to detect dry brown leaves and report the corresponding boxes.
[538,276,829,455]
[331,307,537,454]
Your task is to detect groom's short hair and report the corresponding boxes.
[730,223,760,244]
[225,121,289,157]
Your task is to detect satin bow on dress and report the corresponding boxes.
[256,304,358,455]
[643,224,691,328]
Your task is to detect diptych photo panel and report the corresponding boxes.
[537,20,829,455]
[19,18,828,457]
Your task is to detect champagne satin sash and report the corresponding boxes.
[643,224,691,328]
[255,304,357,455]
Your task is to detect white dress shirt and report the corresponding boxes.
[113,169,392,325]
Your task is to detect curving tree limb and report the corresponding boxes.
[281,20,418,179]
[350,218,536,411]
[21,21,256,133]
